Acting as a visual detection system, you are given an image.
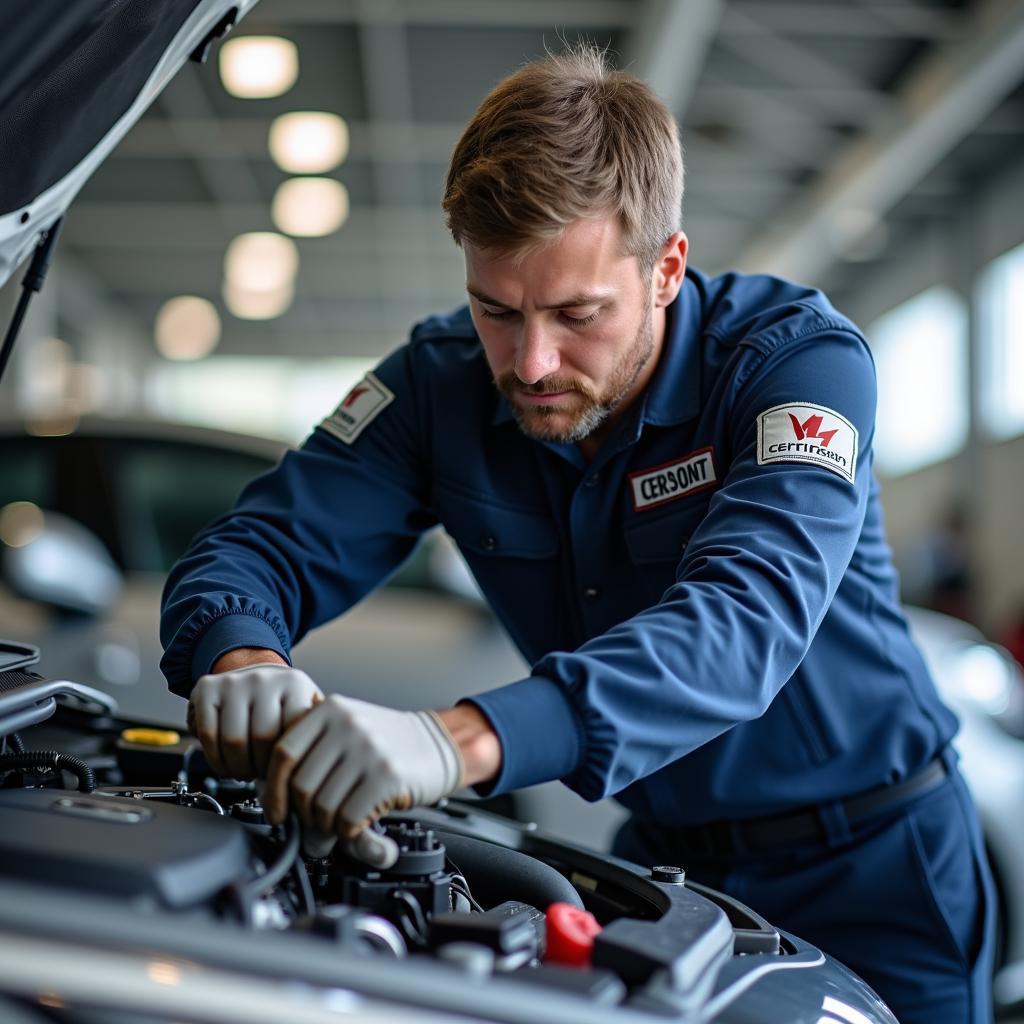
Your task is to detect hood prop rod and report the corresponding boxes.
[0,215,64,387]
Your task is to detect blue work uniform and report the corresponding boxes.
[161,268,993,1022]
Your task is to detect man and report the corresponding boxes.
[161,45,993,1022]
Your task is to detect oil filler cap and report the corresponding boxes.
[545,902,602,968]
[120,728,181,747]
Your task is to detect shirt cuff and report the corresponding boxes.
[465,675,584,795]
[190,614,291,684]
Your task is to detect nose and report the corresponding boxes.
[514,321,560,385]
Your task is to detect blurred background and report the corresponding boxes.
[3,0,1024,1007]
[2,0,1023,636]
[1,0,1024,864]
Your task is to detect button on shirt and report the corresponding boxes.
[160,268,957,825]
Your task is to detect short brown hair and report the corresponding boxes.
[442,43,683,276]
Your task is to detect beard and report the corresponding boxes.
[494,310,656,444]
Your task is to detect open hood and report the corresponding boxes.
[0,0,259,290]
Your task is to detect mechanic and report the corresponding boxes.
[161,45,993,1023]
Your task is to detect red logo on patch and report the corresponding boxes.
[342,385,370,409]
[788,413,838,448]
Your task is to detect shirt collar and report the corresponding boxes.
[640,274,702,428]
[488,273,702,429]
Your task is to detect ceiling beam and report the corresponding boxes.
[114,118,463,163]
[723,3,962,40]
[63,201,751,252]
[157,64,264,223]
[739,0,1024,283]
[355,2,420,207]
[251,0,632,28]
[694,83,890,126]
[63,202,452,249]
[717,5,885,94]
[625,0,724,121]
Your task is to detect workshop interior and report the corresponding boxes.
[0,1,1023,1022]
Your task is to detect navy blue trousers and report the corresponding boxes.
[613,755,994,1023]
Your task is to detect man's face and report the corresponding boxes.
[465,216,665,446]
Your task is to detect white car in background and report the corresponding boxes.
[903,606,1024,1009]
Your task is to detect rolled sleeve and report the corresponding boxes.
[190,614,291,682]
[465,674,585,795]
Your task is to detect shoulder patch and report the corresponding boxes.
[320,372,395,444]
[756,402,857,484]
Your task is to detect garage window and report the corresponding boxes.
[868,286,968,477]
[978,241,1024,441]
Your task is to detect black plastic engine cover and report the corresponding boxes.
[0,789,251,909]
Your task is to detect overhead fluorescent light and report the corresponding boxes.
[222,279,295,321]
[269,112,348,174]
[272,177,349,237]
[154,296,221,360]
[219,36,298,99]
[224,232,299,292]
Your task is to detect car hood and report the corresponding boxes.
[0,0,258,288]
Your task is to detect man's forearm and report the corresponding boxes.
[437,703,502,788]
[211,647,288,673]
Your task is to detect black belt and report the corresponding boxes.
[667,754,950,859]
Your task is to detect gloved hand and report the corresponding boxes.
[263,694,464,865]
[189,663,324,780]
[300,825,403,870]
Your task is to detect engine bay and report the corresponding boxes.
[0,653,892,1023]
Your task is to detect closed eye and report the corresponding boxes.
[477,305,600,327]
[560,310,600,328]
[479,306,516,321]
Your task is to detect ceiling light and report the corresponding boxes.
[224,232,299,292]
[272,177,350,237]
[223,279,295,320]
[219,36,298,99]
[269,112,348,174]
[154,296,221,360]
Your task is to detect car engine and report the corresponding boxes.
[0,650,897,1023]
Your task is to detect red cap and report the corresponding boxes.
[544,902,602,968]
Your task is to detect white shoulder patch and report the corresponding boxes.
[320,372,395,444]
[756,402,858,484]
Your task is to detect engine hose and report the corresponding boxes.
[438,831,584,911]
[0,751,96,793]
[241,813,301,902]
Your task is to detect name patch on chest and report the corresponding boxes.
[320,372,395,444]
[629,448,717,511]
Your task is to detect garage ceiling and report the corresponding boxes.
[54,0,1024,362]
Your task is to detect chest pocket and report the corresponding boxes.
[436,489,558,560]
[624,503,707,566]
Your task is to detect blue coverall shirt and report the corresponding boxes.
[160,267,958,825]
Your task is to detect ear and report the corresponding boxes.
[652,232,688,308]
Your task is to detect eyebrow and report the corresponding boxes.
[466,285,612,311]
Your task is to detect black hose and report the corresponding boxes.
[7,734,24,754]
[240,813,301,903]
[438,831,584,911]
[291,856,316,918]
[0,751,96,792]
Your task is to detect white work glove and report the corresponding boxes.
[189,663,324,780]
[263,694,464,868]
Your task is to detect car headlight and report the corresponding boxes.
[950,642,1024,737]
